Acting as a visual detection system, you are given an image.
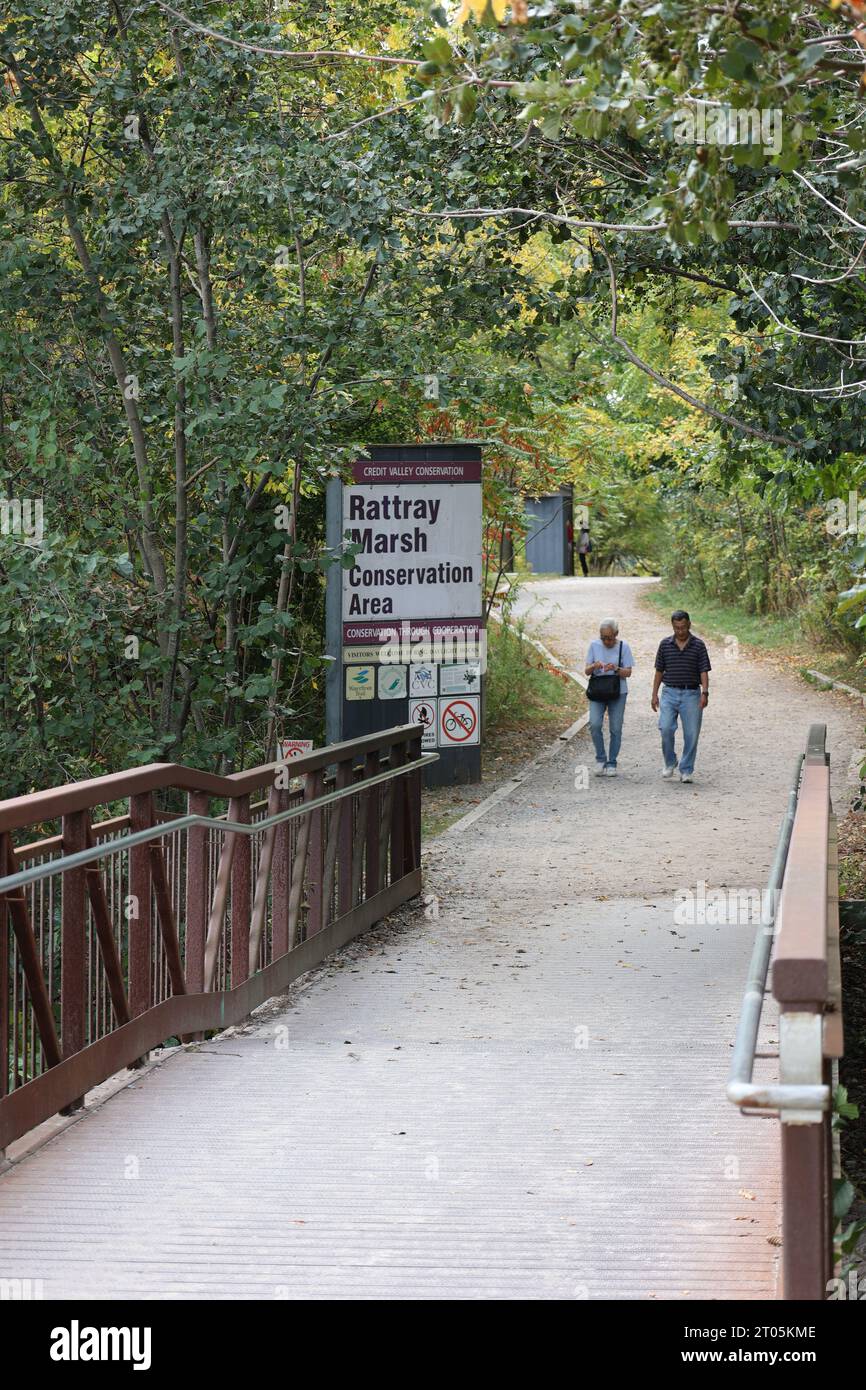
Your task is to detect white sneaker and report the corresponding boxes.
[680,772,693,783]
[594,765,607,777]
[661,766,676,779]
[604,765,618,777]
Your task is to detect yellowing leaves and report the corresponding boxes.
[456,0,528,25]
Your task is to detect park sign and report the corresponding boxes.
[326,443,485,787]
[342,460,482,620]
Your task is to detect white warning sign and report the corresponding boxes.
[279,739,313,760]
[438,695,480,746]
[408,698,437,750]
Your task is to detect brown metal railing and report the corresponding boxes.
[0,725,430,1152]
[727,723,844,1299]
[771,723,842,1300]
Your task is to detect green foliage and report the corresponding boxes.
[485,609,579,733]
[0,0,563,784]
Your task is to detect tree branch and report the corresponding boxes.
[596,241,794,450]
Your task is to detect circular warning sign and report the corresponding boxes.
[440,698,478,744]
[409,700,435,729]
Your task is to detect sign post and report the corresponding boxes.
[326,443,485,786]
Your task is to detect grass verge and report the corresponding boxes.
[644,580,866,692]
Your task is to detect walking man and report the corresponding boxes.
[576,523,592,577]
[651,610,711,784]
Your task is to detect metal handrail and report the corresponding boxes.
[0,723,424,833]
[0,753,438,895]
[726,748,830,1114]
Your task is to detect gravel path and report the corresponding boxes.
[502,576,864,896]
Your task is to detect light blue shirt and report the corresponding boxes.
[585,638,635,694]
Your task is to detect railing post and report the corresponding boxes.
[129,793,154,1028]
[229,793,251,987]
[780,1107,828,1298]
[777,998,827,1299]
[60,810,88,1110]
[774,726,833,1300]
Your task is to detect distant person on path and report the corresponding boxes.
[651,610,711,784]
[585,619,634,777]
[577,524,592,577]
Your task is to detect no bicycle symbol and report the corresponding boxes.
[439,696,479,746]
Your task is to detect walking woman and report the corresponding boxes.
[584,619,634,777]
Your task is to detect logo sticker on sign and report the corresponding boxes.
[409,663,437,697]
[408,698,437,750]
[438,695,480,746]
[346,666,375,700]
[377,665,407,699]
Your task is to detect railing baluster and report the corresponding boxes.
[388,741,408,884]
[185,792,209,994]
[322,760,352,931]
[365,751,382,899]
[378,752,396,888]
[150,839,187,998]
[83,824,130,1030]
[1,833,62,1072]
[337,760,356,919]
[1,880,8,1102]
[408,733,423,874]
[248,785,280,973]
[271,783,291,958]
[129,793,154,1022]
[229,794,251,987]
[60,811,88,1111]
[306,771,325,938]
[203,824,236,993]
[350,757,372,908]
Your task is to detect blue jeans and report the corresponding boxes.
[659,687,703,775]
[589,692,627,767]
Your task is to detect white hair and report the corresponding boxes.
[599,618,619,635]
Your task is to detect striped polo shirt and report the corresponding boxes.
[654,633,711,687]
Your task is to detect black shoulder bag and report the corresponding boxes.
[587,641,622,703]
